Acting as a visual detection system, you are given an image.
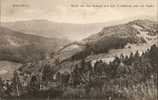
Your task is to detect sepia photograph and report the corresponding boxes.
[0,0,157,100]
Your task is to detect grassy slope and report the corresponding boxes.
[0,26,69,63]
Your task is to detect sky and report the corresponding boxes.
[1,0,158,23]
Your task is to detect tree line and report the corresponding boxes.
[0,44,157,100]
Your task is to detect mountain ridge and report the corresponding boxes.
[3,19,153,41]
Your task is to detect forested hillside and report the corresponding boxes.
[0,44,157,100]
[71,19,157,60]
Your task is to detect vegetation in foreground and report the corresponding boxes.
[0,44,157,100]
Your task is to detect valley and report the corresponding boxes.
[0,19,157,100]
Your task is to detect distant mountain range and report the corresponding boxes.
[2,19,133,41]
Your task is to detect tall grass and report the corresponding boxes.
[122,75,157,100]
